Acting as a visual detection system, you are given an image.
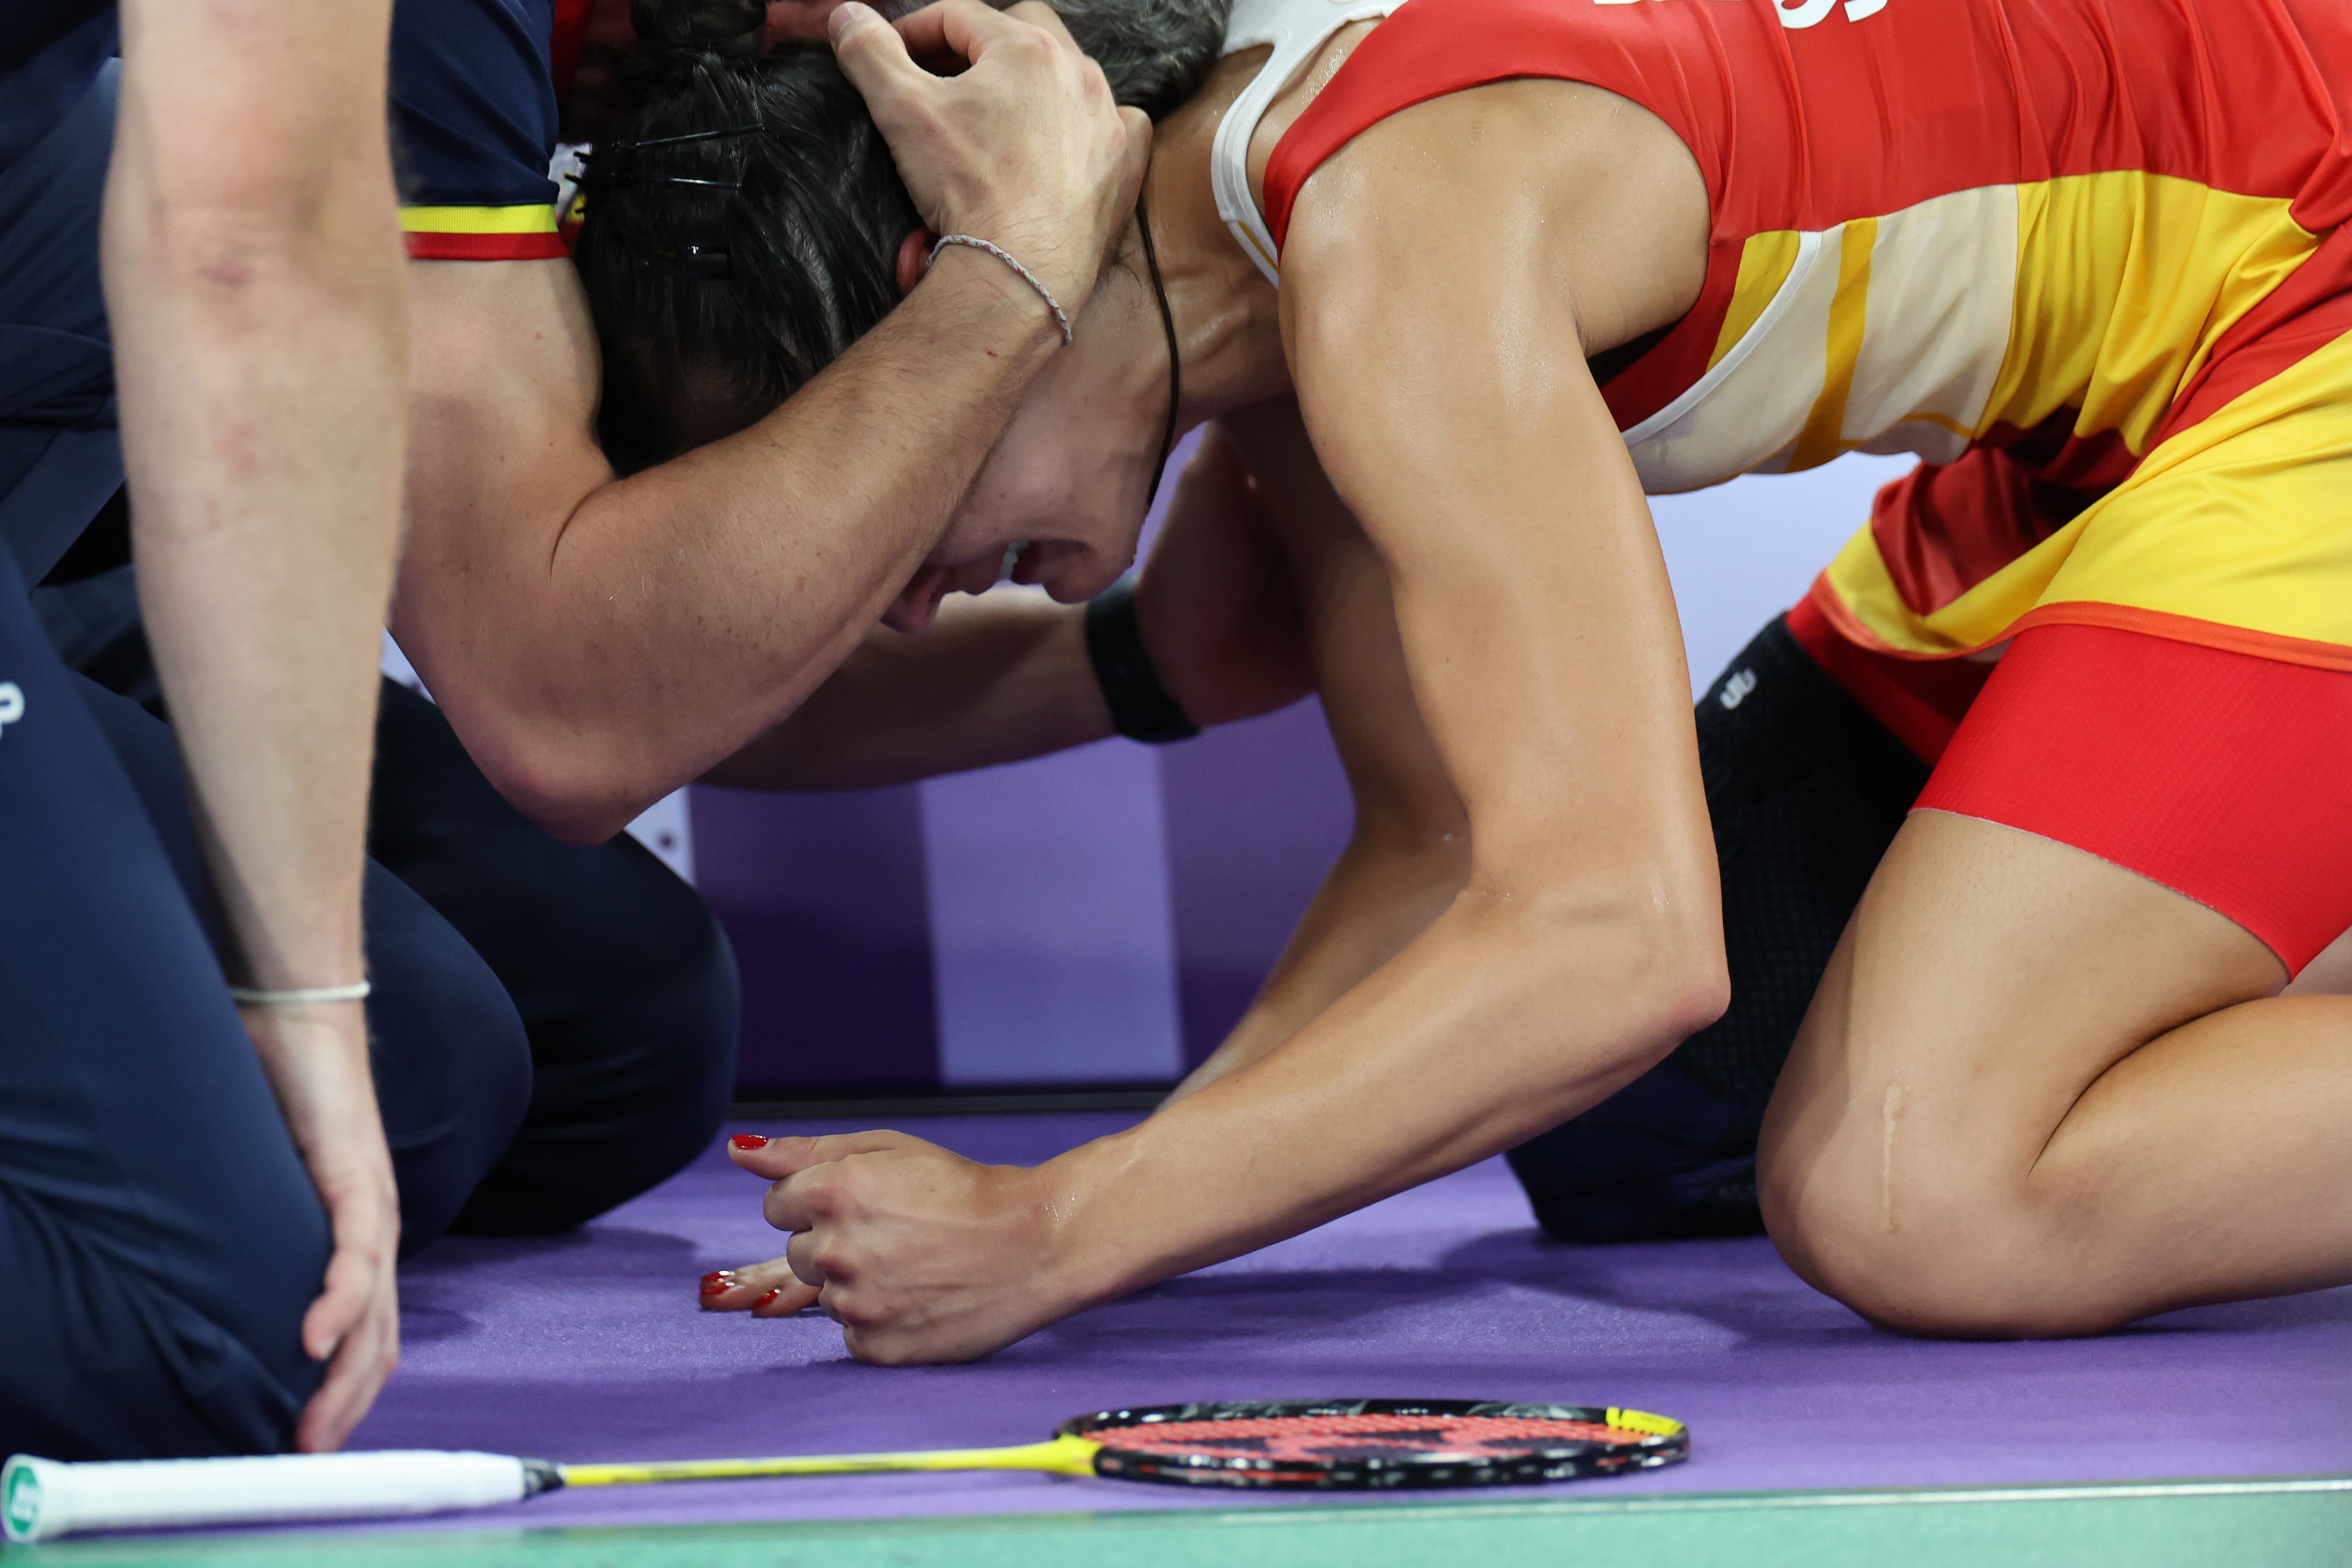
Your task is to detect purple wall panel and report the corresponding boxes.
[1158,698,1354,1066]
[689,783,939,1095]
[922,741,1186,1085]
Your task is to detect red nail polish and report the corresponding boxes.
[699,1272,733,1296]
[701,1271,730,1285]
[755,1289,781,1309]
[730,1133,769,1151]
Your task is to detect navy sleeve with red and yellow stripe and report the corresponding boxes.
[391,0,567,260]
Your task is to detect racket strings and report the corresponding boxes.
[1101,1414,1658,1462]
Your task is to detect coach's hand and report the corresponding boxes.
[242,1003,402,1451]
[722,1130,1071,1363]
[831,0,1149,319]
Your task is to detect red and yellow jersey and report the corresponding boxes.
[391,0,592,261]
[1250,0,2352,671]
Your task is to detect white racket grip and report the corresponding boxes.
[2,1449,561,1542]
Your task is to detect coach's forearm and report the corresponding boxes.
[703,588,1113,792]
[407,251,1065,844]
[106,3,406,992]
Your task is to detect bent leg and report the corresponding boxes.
[71,672,534,1257]
[366,681,738,1234]
[2284,926,2352,996]
[39,589,704,1242]
[362,865,535,1254]
[1761,629,2352,1336]
[0,573,325,1458]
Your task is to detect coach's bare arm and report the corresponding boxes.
[392,2,1146,845]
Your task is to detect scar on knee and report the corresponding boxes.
[1878,1084,1905,1235]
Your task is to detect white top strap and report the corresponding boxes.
[1211,0,1404,286]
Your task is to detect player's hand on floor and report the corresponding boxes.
[725,1129,1068,1363]
[696,1252,820,1316]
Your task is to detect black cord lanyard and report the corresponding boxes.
[1136,193,1182,513]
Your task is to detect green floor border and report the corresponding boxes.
[8,1476,2349,1568]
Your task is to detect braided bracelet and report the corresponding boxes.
[930,234,1074,346]
[229,980,373,1006]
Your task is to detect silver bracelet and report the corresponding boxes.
[930,234,1073,346]
[228,980,373,1006]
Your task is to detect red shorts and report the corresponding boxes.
[1788,597,2352,974]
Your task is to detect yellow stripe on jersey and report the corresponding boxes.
[1984,172,2320,463]
[399,203,560,235]
[1709,231,1803,371]
[1635,176,2325,491]
[1821,325,2352,662]
[1630,190,2018,491]
[1790,216,1877,472]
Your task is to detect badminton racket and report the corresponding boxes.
[3,1398,1687,1542]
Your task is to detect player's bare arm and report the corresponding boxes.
[722,80,1728,1363]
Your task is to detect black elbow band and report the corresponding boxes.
[1084,578,1200,745]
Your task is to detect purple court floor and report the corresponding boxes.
[349,1113,2352,1530]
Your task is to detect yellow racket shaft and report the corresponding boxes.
[560,1433,1102,1488]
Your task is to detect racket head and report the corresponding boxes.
[1059,1399,1688,1491]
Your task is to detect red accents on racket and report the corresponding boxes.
[1059,1400,1688,1489]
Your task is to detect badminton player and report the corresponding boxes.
[587,0,2352,1357]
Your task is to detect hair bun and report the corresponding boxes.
[630,0,766,58]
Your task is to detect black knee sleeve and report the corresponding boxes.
[1508,614,1929,1242]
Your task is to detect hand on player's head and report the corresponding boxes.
[887,0,1084,62]
[829,0,1149,318]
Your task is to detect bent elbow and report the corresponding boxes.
[514,786,637,849]
[454,718,644,848]
[1618,916,1728,1066]
[401,639,678,846]
[497,756,640,847]
[1498,868,1728,1074]
[1657,931,1730,1042]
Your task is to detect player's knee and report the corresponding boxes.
[1765,1144,2105,1339]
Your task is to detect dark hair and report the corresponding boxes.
[574,0,1226,474]
[1022,0,1231,121]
